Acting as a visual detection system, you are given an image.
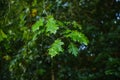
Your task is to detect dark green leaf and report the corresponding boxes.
[68,43,79,56]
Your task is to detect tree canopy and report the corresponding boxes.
[0,0,120,80]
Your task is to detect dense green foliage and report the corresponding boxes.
[0,0,120,80]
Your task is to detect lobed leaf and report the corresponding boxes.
[32,18,44,32]
[48,39,64,58]
[46,16,59,34]
[66,30,89,45]
[68,43,79,56]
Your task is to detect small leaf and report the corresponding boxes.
[105,70,114,75]
[0,29,7,42]
[31,8,37,17]
[72,21,82,29]
[32,0,37,7]
[63,30,71,34]
[48,39,64,58]
[23,30,31,40]
[32,18,44,32]
[0,35,3,42]
[3,55,11,61]
[1,29,7,38]
[46,16,59,34]
[68,43,79,56]
[37,69,46,75]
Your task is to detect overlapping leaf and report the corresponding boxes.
[46,16,59,34]
[32,18,44,32]
[66,30,89,45]
[48,39,64,58]
[68,43,79,56]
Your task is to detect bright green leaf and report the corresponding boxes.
[48,39,64,58]
[46,16,59,34]
[32,18,44,32]
[66,30,89,45]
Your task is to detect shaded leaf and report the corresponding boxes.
[72,21,82,30]
[68,43,79,56]
[0,29,7,42]
[3,55,11,61]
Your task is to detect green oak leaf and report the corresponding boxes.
[68,43,79,56]
[66,30,89,45]
[46,16,59,34]
[32,18,44,32]
[48,39,64,58]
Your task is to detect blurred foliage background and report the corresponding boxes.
[0,0,120,80]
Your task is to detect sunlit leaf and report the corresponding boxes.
[32,18,44,32]
[66,30,89,45]
[48,39,64,58]
[46,16,59,34]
